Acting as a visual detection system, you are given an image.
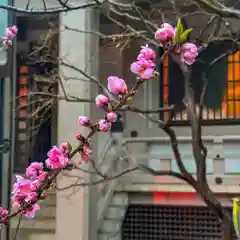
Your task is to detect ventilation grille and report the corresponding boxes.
[122,205,236,240]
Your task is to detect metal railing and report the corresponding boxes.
[97,133,129,231]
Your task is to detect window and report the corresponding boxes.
[14,15,58,173]
[159,41,240,125]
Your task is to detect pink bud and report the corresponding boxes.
[2,210,8,216]
[181,43,198,53]
[180,43,198,65]
[78,116,90,127]
[106,112,117,122]
[5,28,13,37]
[76,133,82,140]
[154,23,175,42]
[98,119,111,132]
[81,145,92,163]
[137,45,156,60]
[107,76,128,96]
[40,194,48,199]
[95,94,109,108]
[10,25,18,35]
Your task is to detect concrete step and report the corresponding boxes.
[111,193,128,207]
[10,228,55,240]
[105,206,126,220]
[100,219,122,233]
[98,192,128,239]
[98,232,121,240]
[40,191,56,207]
[35,205,55,219]
[11,216,56,230]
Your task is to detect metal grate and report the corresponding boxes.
[159,41,240,125]
[122,205,236,240]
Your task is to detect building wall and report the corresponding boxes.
[10,1,240,240]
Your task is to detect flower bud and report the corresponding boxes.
[98,119,111,132]
[78,116,90,127]
[106,112,117,122]
[95,94,109,108]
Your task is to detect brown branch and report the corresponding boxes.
[119,105,174,114]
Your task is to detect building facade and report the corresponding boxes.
[3,0,240,239]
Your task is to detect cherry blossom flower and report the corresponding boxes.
[106,112,117,122]
[130,58,155,79]
[155,23,175,43]
[2,25,18,49]
[45,146,69,169]
[26,162,43,179]
[21,204,40,218]
[137,45,156,61]
[107,76,128,96]
[78,116,91,127]
[180,43,198,65]
[98,119,111,132]
[95,94,109,108]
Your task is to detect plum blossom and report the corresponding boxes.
[0,207,8,217]
[180,43,198,65]
[106,112,117,122]
[155,23,175,43]
[26,162,43,179]
[107,76,128,96]
[98,119,111,132]
[45,145,69,169]
[78,116,91,127]
[11,175,40,218]
[21,204,40,218]
[137,45,156,61]
[95,94,109,108]
[130,58,155,79]
[2,25,18,49]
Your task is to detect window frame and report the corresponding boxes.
[158,45,240,126]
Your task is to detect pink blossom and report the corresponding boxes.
[155,23,175,43]
[137,45,156,61]
[0,207,9,216]
[37,171,48,182]
[78,116,90,127]
[22,203,40,218]
[45,146,69,169]
[11,175,40,217]
[98,119,111,132]
[59,142,70,155]
[107,76,128,96]
[2,36,12,49]
[2,25,18,49]
[13,175,32,195]
[81,144,92,162]
[181,43,198,65]
[26,162,43,179]
[106,112,117,122]
[95,94,109,108]
[130,58,155,79]
[5,25,18,37]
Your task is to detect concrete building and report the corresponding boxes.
[1,0,240,240]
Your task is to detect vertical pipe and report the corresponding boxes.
[0,0,16,239]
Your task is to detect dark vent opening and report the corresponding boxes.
[122,204,236,240]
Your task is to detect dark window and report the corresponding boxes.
[159,41,240,125]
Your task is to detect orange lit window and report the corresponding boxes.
[161,50,240,123]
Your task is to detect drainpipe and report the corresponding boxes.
[0,0,16,239]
